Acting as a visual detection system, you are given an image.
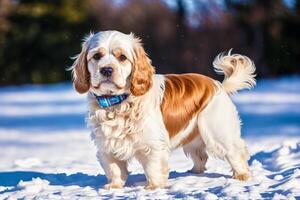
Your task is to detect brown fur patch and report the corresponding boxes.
[180,126,199,147]
[130,39,155,96]
[161,73,216,139]
[233,172,251,181]
[112,48,129,62]
[72,41,90,94]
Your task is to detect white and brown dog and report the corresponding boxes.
[70,30,256,190]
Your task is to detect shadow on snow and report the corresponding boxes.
[0,170,230,194]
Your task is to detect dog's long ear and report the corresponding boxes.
[130,38,155,96]
[70,39,90,94]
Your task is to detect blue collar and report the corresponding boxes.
[94,93,129,108]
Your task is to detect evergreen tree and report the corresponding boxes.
[0,0,97,84]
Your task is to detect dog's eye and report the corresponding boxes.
[119,54,127,62]
[93,53,101,61]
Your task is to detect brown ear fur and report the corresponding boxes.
[131,40,155,96]
[71,42,90,94]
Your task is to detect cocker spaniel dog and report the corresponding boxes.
[70,30,256,190]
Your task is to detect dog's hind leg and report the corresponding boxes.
[225,139,251,181]
[197,89,251,181]
[183,135,208,174]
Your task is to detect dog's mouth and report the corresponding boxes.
[92,79,125,95]
[100,78,113,84]
[100,80,119,89]
[92,78,113,89]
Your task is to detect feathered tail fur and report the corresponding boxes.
[213,50,256,94]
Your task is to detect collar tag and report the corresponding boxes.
[94,94,129,108]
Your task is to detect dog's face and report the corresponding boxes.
[71,31,154,96]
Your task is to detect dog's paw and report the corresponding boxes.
[144,184,159,190]
[103,182,124,190]
[144,183,165,190]
[188,166,206,174]
[233,171,251,181]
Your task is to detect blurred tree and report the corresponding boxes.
[0,0,299,85]
[89,0,177,73]
[225,0,300,76]
[0,0,97,84]
[0,0,12,83]
[0,0,11,45]
[174,0,187,72]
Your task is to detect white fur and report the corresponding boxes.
[213,50,256,95]
[77,31,255,189]
[198,88,243,158]
[195,86,251,178]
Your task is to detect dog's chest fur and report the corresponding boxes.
[87,95,147,160]
[86,77,168,161]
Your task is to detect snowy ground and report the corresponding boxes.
[0,77,299,199]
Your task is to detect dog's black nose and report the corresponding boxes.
[100,67,113,77]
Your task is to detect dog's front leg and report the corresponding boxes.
[136,149,169,190]
[98,151,128,189]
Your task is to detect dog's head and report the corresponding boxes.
[70,31,154,96]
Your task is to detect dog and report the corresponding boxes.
[70,30,256,190]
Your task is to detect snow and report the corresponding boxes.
[0,77,300,199]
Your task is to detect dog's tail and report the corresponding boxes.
[213,49,256,94]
